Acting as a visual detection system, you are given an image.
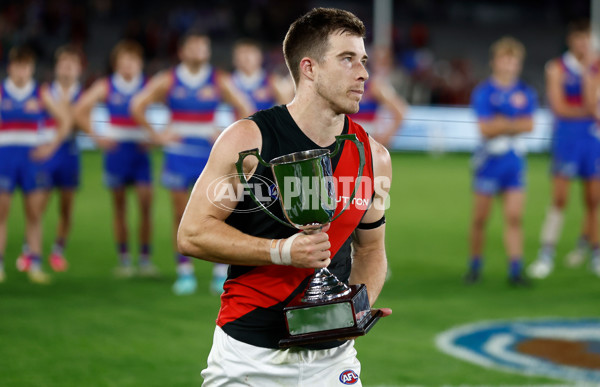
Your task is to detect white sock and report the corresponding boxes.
[213,263,228,278]
[540,206,564,249]
[177,262,194,276]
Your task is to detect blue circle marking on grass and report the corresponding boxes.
[435,318,600,382]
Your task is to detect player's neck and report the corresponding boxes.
[183,61,207,74]
[286,92,345,148]
[491,74,517,88]
[240,68,259,77]
[9,77,31,89]
[57,78,76,92]
[116,71,140,83]
[569,50,588,66]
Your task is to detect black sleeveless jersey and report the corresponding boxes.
[219,105,374,349]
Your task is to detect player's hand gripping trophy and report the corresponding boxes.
[236,134,382,347]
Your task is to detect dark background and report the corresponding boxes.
[0,0,591,105]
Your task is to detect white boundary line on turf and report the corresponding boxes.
[434,317,600,385]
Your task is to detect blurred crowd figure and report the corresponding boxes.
[465,37,537,286]
[350,46,406,147]
[0,1,481,107]
[129,33,254,295]
[528,20,600,279]
[466,20,600,284]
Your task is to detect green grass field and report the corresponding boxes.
[1,150,598,386]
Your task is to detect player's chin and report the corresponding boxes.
[336,100,359,115]
[345,102,360,115]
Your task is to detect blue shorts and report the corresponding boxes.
[103,142,152,189]
[473,150,525,195]
[0,146,48,194]
[551,120,600,179]
[40,140,80,190]
[161,138,211,191]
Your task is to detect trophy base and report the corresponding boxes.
[278,284,382,348]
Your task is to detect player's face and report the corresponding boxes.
[491,53,522,81]
[568,31,591,59]
[234,45,262,74]
[180,37,210,67]
[313,32,369,115]
[55,54,82,83]
[116,52,142,80]
[8,61,34,87]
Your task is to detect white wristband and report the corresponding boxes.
[270,239,283,265]
[281,233,301,266]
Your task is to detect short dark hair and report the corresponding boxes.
[8,46,36,64]
[567,19,590,36]
[283,8,366,84]
[110,39,143,68]
[55,44,84,63]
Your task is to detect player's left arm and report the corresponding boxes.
[370,78,406,147]
[33,85,72,159]
[130,71,172,145]
[583,63,600,121]
[349,137,392,311]
[216,71,254,119]
[508,87,537,135]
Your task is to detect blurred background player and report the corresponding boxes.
[350,46,406,148]
[29,45,83,273]
[465,37,537,286]
[528,21,600,279]
[581,44,600,276]
[0,46,70,284]
[231,38,294,111]
[131,33,252,295]
[74,40,159,278]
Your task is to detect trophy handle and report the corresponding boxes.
[329,134,366,223]
[235,148,294,228]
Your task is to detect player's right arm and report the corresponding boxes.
[177,119,332,268]
[546,59,589,118]
[583,62,600,121]
[130,71,173,144]
[472,86,532,138]
[32,84,73,160]
[270,74,295,105]
[478,116,534,138]
[369,77,406,147]
[73,79,114,149]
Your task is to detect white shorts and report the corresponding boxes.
[201,326,362,387]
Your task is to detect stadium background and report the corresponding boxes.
[1,0,598,386]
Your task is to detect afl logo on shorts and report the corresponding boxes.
[268,183,278,200]
[436,318,600,383]
[339,369,358,385]
[509,91,527,109]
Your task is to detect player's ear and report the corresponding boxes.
[299,57,316,82]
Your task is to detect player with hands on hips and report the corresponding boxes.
[131,32,253,295]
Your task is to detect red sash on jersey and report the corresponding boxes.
[217,117,374,327]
